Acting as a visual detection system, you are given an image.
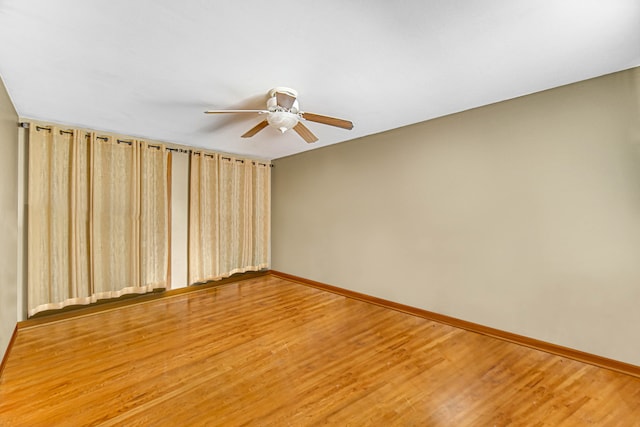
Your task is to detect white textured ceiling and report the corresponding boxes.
[1,1,639,160]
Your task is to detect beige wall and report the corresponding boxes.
[272,67,640,366]
[0,76,19,359]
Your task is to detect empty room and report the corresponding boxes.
[1,1,639,425]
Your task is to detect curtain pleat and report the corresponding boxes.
[27,128,169,316]
[188,155,270,284]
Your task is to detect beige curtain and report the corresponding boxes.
[28,126,169,316]
[251,161,270,270]
[188,152,219,284]
[188,154,270,284]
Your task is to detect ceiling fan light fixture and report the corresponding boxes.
[267,111,299,133]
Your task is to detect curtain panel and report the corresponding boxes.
[27,126,169,316]
[189,154,270,284]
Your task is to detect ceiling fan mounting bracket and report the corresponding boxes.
[268,87,298,98]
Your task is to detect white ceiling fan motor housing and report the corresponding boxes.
[269,87,298,99]
[266,87,300,132]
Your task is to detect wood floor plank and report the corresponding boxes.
[1,275,639,425]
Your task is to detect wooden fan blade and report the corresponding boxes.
[301,112,353,130]
[204,110,267,114]
[241,120,269,138]
[276,92,296,110]
[293,122,319,143]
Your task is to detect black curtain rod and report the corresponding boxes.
[27,125,161,149]
[192,152,216,158]
[221,157,273,167]
[35,125,111,141]
[21,122,272,166]
[221,156,245,163]
[167,147,191,153]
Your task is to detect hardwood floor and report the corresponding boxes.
[1,275,639,426]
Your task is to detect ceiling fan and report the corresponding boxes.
[204,87,353,143]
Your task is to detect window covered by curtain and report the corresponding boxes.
[27,126,169,316]
[189,154,270,284]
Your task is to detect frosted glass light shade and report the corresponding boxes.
[267,111,299,133]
